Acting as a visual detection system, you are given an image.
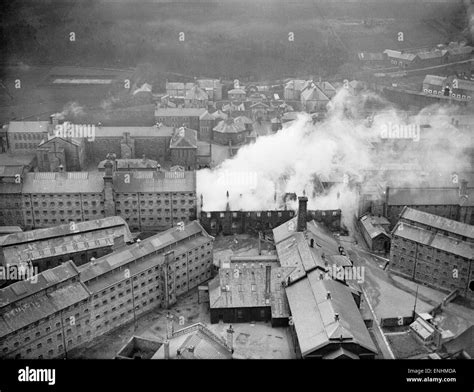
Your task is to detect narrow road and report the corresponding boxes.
[344,220,396,359]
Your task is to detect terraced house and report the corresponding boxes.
[0,221,214,359]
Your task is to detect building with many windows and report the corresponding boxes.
[154,108,212,141]
[389,207,474,300]
[7,162,196,232]
[7,121,50,153]
[0,220,214,359]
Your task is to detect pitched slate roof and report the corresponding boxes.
[22,172,104,194]
[112,170,195,193]
[423,75,446,86]
[185,86,208,101]
[228,88,246,95]
[0,261,80,308]
[0,216,130,247]
[208,266,291,317]
[170,127,198,149]
[284,80,308,91]
[8,121,50,134]
[387,187,474,206]
[0,217,133,266]
[392,223,473,260]
[301,85,329,102]
[154,108,208,117]
[400,207,474,240]
[0,281,89,339]
[79,221,208,283]
[0,165,25,178]
[383,50,417,61]
[285,273,377,357]
[418,50,447,59]
[447,46,473,56]
[359,215,390,240]
[213,119,246,134]
[94,126,174,138]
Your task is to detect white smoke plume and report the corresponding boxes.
[53,102,85,120]
[197,88,472,225]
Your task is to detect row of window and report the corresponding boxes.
[118,192,194,198]
[14,143,37,150]
[26,201,100,207]
[423,88,472,100]
[117,199,194,206]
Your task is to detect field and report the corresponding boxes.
[0,0,468,123]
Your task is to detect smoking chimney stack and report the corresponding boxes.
[297,196,308,232]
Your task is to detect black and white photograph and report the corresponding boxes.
[0,0,473,389]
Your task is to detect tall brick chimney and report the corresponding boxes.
[297,196,308,232]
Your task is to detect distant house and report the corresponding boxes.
[313,81,337,99]
[210,110,228,122]
[283,79,308,101]
[446,44,473,62]
[169,127,198,170]
[197,111,214,142]
[357,52,385,66]
[383,50,419,69]
[7,121,50,154]
[422,75,450,97]
[184,85,209,108]
[227,88,246,101]
[417,50,448,67]
[300,82,331,112]
[165,82,196,98]
[249,102,270,120]
[233,116,253,132]
[197,79,223,101]
[154,107,210,135]
[423,75,474,101]
[212,119,249,145]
